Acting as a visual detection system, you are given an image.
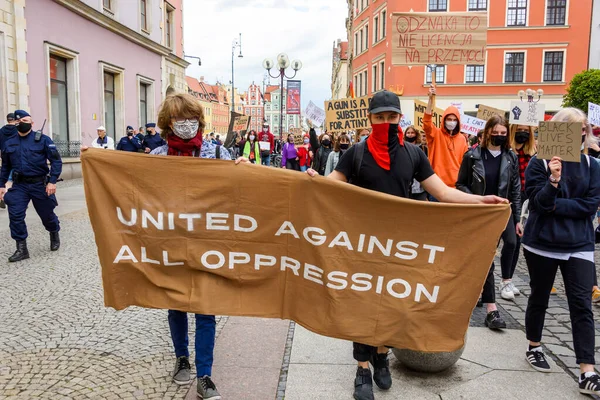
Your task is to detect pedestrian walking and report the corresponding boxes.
[456,115,521,328]
[308,90,507,400]
[0,113,18,210]
[297,134,313,172]
[310,128,333,176]
[142,123,166,153]
[117,126,142,152]
[91,126,115,150]
[404,125,429,201]
[281,134,300,171]
[324,133,350,176]
[0,110,62,262]
[258,124,275,166]
[240,130,261,164]
[521,108,600,396]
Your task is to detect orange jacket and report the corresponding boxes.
[423,106,468,188]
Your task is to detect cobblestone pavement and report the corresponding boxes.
[0,208,227,399]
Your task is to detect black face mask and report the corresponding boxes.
[339,143,349,150]
[514,131,529,144]
[405,136,417,143]
[321,139,331,147]
[146,130,152,135]
[17,122,31,133]
[127,131,133,137]
[288,138,294,143]
[490,135,507,147]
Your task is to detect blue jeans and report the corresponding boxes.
[428,194,439,202]
[300,166,307,172]
[261,154,271,166]
[168,311,216,377]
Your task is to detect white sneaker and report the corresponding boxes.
[500,282,515,300]
[510,282,521,296]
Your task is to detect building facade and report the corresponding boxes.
[244,83,264,132]
[331,39,349,99]
[211,84,229,135]
[186,76,214,132]
[347,0,592,113]
[264,85,301,137]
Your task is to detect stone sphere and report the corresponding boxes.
[391,340,466,373]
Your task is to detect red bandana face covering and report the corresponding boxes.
[167,131,203,156]
[367,123,404,170]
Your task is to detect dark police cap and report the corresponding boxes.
[6,113,15,121]
[14,110,31,119]
[126,125,133,130]
[145,123,156,128]
[368,91,402,115]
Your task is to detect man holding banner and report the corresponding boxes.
[309,90,508,400]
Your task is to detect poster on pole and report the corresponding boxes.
[509,101,546,127]
[460,114,486,136]
[287,80,301,115]
[232,115,250,132]
[392,12,488,66]
[305,101,326,127]
[537,122,581,163]
[414,100,444,132]
[588,102,600,127]
[477,105,506,121]
[324,96,372,133]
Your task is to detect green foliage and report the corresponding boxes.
[562,69,600,113]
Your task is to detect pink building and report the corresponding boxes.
[244,83,264,133]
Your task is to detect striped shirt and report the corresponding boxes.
[150,141,231,160]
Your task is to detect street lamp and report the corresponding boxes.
[263,53,302,139]
[518,88,544,103]
[231,33,243,113]
[184,55,202,66]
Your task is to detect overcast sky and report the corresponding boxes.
[183,0,348,111]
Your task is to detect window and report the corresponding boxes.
[426,65,446,84]
[49,55,69,142]
[504,52,525,82]
[140,0,148,31]
[546,0,566,26]
[468,0,487,11]
[359,30,364,53]
[165,7,174,49]
[372,64,378,92]
[103,0,111,9]
[365,25,369,50]
[381,10,387,38]
[374,16,379,43]
[380,61,385,90]
[466,65,485,83]
[363,71,368,96]
[543,51,564,82]
[140,83,149,127]
[429,0,447,12]
[507,0,527,26]
[354,33,358,55]
[104,72,116,139]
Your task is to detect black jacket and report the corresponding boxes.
[456,146,521,221]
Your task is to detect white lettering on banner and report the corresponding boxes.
[460,114,486,136]
[509,101,545,127]
[589,102,600,127]
[305,101,326,126]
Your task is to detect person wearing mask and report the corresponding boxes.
[142,123,166,153]
[0,110,62,262]
[241,130,261,164]
[355,128,370,144]
[589,125,600,158]
[117,127,142,152]
[0,113,18,209]
[131,126,145,152]
[456,115,521,329]
[281,134,300,171]
[306,90,507,400]
[424,86,468,194]
[229,132,243,159]
[521,108,600,396]
[258,124,275,166]
[91,126,115,150]
[324,133,351,176]
[404,125,429,201]
[297,134,313,172]
[311,132,333,176]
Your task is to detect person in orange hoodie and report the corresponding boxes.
[424,86,468,199]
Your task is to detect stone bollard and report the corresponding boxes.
[391,338,466,373]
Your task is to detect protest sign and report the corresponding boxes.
[537,122,581,163]
[589,102,600,127]
[232,115,250,132]
[325,96,372,132]
[461,114,486,136]
[82,150,511,352]
[477,104,506,121]
[287,80,301,115]
[305,101,326,127]
[290,128,304,145]
[400,116,413,131]
[414,100,444,132]
[450,102,464,115]
[392,12,487,66]
[509,101,545,127]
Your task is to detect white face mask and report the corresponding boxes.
[172,119,199,140]
[263,128,268,132]
[445,120,458,132]
[303,138,309,144]
[249,135,256,141]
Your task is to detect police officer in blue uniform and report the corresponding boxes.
[116,126,142,152]
[0,113,18,209]
[142,122,166,153]
[0,110,62,262]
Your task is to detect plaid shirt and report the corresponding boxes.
[516,148,531,192]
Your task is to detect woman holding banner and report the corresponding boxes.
[456,115,521,330]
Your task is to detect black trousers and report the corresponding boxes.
[500,214,518,280]
[481,262,496,304]
[353,343,389,362]
[286,159,300,171]
[524,249,595,365]
[510,192,527,278]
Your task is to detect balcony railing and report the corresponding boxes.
[53,140,82,158]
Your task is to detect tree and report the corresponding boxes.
[562,69,600,113]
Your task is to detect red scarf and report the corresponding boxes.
[167,132,203,157]
[367,123,404,170]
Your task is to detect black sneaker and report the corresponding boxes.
[172,356,192,385]
[353,367,374,400]
[580,373,600,395]
[370,352,392,390]
[484,310,506,330]
[197,376,221,400]
[526,348,551,373]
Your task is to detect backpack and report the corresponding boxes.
[350,140,422,185]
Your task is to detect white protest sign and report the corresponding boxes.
[400,116,413,131]
[305,101,326,127]
[460,114,486,136]
[509,101,545,127]
[588,102,600,127]
[451,102,464,115]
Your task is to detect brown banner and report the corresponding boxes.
[392,12,487,66]
[81,150,510,352]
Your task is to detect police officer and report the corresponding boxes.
[0,110,62,262]
[142,122,166,153]
[0,113,18,209]
[116,126,142,152]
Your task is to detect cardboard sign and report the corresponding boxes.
[392,12,487,66]
[232,115,250,132]
[305,101,326,127]
[477,105,506,121]
[324,96,372,133]
[588,102,600,127]
[81,149,511,352]
[537,122,581,163]
[259,142,270,151]
[509,101,545,127]
[414,100,444,132]
[289,128,304,146]
[461,114,486,136]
